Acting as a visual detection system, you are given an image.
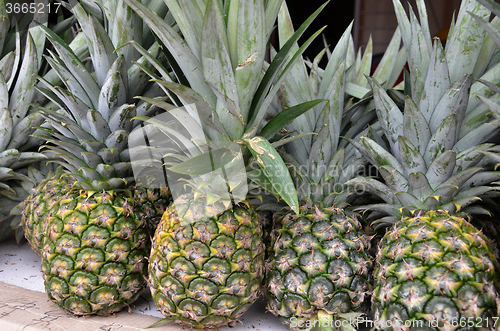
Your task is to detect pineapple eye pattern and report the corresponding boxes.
[149,197,265,328]
[39,191,149,315]
[266,206,371,327]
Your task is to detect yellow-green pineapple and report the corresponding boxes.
[150,193,265,328]
[23,0,172,315]
[124,0,329,327]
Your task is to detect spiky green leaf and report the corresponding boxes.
[245,137,298,213]
[425,150,456,190]
[423,114,456,166]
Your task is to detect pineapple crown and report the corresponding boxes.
[124,0,336,213]
[346,0,500,227]
[33,1,170,191]
[0,3,52,192]
[268,2,405,207]
[467,0,500,168]
[0,2,97,243]
[0,1,64,236]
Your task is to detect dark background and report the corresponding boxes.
[286,1,354,63]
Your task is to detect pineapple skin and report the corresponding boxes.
[22,176,171,253]
[373,210,500,330]
[470,214,500,260]
[266,204,372,330]
[40,189,150,316]
[133,187,172,232]
[149,194,265,329]
[22,169,72,255]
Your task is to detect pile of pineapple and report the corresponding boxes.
[3,0,500,330]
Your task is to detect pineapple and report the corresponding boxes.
[40,187,149,315]
[124,0,331,327]
[23,0,173,315]
[262,3,407,328]
[346,0,500,329]
[267,205,372,330]
[371,210,499,330]
[149,193,265,328]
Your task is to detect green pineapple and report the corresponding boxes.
[22,0,173,315]
[262,3,407,328]
[267,204,372,330]
[346,0,500,329]
[371,210,499,330]
[124,0,331,327]
[41,188,149,315]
